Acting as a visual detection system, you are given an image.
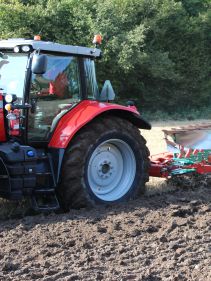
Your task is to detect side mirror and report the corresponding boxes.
[99,80,115,102]
[32,53,47,74]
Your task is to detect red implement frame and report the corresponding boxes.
[149,151,211,178]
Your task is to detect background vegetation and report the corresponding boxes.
[0,0,211,118]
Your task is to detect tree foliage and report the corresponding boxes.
[0,0,211,111]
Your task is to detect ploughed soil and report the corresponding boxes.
[0,121,211,281]
[0,186,210,281]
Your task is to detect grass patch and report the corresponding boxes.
[142,106,211,122]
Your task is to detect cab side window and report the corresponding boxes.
[31,55,81,101]
[84,58,99,99]
[28,55,81,142]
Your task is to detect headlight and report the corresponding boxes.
[14,46,20,53]
[5,94,13,103]
[5,103,12,111]
[21,45,31,52]
[14,45,32,53]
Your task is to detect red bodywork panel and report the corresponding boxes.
[49,100,141,148]
[0,94,6,142]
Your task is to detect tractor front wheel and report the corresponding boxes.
[58,116,150,209]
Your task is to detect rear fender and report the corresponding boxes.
[49,100,151,149]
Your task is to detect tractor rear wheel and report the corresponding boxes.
[58,116,150,210]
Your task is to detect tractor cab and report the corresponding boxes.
[0,36,151,211]
[0,37,102,145]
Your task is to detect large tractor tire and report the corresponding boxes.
[58,116,150,210]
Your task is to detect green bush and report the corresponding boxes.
[0,0,211,112]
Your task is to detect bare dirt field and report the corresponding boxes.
[0,121,211,281]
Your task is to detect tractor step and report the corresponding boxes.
[31,188,60,212]
[31,151,59,211]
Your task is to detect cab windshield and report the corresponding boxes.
[0,53,28,100]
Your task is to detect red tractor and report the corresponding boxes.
[0,36,151,211]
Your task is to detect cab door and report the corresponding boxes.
[28,55,81,143]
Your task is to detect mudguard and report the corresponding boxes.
[49,100,151,149]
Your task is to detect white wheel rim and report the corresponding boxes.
[87,139,136,201]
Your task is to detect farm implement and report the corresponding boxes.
[150,124,211,186]
[0,35,210,212]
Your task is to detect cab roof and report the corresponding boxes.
[0,38,102,58]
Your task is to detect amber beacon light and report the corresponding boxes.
[5,104,12,112]
[93,34,102,45]
[34,35,41,41]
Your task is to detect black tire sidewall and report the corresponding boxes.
[83,131,146,204]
